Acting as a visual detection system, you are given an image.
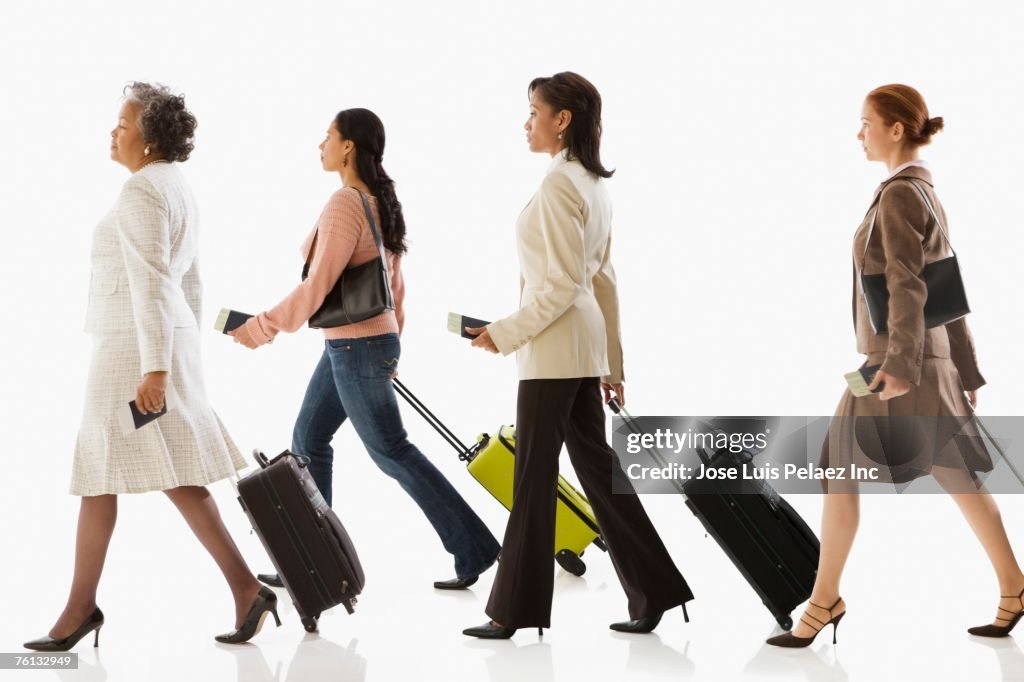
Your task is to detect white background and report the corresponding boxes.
[2,1,1023,681]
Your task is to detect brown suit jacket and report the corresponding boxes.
[851,165,985,390]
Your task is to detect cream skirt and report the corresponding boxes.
[70,327,245,495]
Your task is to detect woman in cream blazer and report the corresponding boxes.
[24,83,275,652]
[463,72,693,639]
[486,150,622,382]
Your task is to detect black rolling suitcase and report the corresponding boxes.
[237,450,365,633]
[609,400,819,630]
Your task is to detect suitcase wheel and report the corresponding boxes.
[777,615,793,631]
[555,549,586,577]
[301,616,319,633]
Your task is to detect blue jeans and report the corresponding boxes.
[292,333,500,578]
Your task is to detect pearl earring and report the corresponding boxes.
[557,132,563,140]
[144,146,151,156]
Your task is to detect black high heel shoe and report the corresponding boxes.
[968,587,1024,637]
[215,587,281,644]
[765,597,846,647]
[609,603,689,633]
[24,608,104,652]
[462,621,543,639]
[257,573,284,588]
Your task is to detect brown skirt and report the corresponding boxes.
[820,352,993,490]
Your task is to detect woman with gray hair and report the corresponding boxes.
[23,82,276,651]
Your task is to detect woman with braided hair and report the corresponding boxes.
[231,108,500,591]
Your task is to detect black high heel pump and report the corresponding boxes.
[462,621,544,639]
[609,603,690,633]
[24,608,104,652]
[215,587,281,644]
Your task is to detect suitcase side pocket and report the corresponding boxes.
[286,459,365,601]
[318,509,366,593]
[771,495,821,564]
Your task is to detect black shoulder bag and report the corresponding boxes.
[859,178,971,335]
[304,190,395,328]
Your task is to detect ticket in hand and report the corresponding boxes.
[447,312,491,339]
[214,308,253,334]
[844,363,886,397]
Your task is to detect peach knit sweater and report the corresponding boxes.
[245,187,405,346]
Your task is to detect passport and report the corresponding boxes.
[447,312,491,339]
[214,308,253,334]
[117,386,181,436]
[844,363,886,397]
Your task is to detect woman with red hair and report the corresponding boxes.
[768,84,1024,646]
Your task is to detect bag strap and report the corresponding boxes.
[356,190,388,262]
[304,189,389,271]
[859,177,956,273]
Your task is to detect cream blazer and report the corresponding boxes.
[84,162,201,374]
[488,150,624,383]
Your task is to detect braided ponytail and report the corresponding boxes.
[335,108,408,255]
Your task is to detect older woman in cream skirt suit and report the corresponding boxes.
[24,82,275,651]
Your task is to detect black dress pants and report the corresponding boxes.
[485,377,694,628]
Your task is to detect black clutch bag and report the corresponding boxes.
[304,190,395,329]
[858,179,970,335]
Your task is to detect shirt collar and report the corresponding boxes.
[885,158,928,181]
[546,147,571,174]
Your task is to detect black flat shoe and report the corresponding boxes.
[257,573,284,588]
[463,621,543,639]
[434,575,479,590]
[610,603,689,633]
[24,608,104,652]
[215,587,281,644]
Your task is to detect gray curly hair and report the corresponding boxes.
[123,81,198,162]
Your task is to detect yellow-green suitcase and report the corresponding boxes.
[393,380,606,576]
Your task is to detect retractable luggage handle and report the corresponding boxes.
[607,398,691,497]
[253,450,312,469]
[612,402,771,472]
[608,399,725,464]
[392,378,475,461]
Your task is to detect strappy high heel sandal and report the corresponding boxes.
[968,587,1024,637]
[766,597,845,648]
